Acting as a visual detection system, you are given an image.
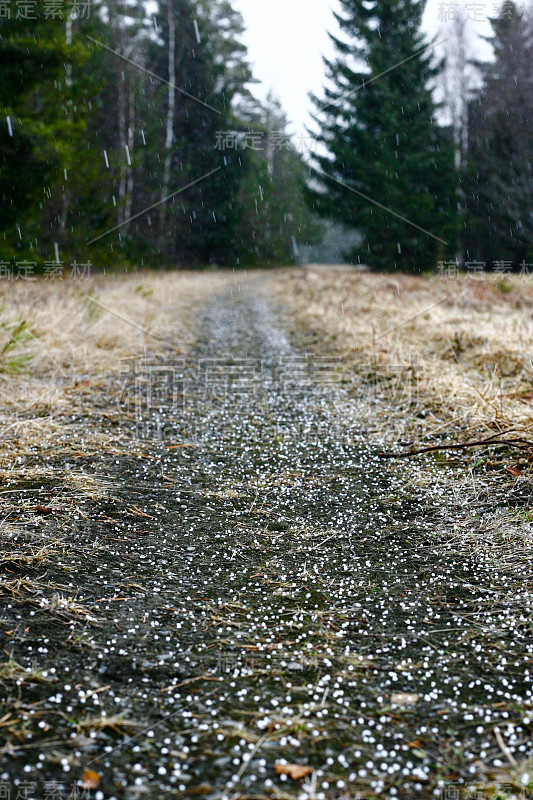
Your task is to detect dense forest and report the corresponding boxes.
[0,0,320,270]
[0,0,531,272]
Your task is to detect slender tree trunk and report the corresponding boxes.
[451,18,468,267]
[117,69,128,228]
[159,0,176,235]
[59,17,73,239]
[125,79,135,221]
[65,17,72,85]
[266,98,274,178]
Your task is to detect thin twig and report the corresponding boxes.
[494,726,518,766]
[379,433,533,459]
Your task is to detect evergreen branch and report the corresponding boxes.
[319,172,448,245]
[318,39,446,115]
[87,167,223,245]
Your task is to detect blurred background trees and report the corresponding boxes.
[0,0,318,268]
[465,0,533,266]
[306,0,533,271]
[306,0,456,272]
[0,0,531,271]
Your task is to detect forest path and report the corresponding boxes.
[2,278,533,800]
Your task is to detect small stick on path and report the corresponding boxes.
[379,431,533,459]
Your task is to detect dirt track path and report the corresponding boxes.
[2,279,533,800]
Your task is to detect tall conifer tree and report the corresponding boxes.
[465,1,533,265]
[307,0,455,271]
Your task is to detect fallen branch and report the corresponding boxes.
[378,432,533,459]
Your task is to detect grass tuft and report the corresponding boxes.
[0,318,34,374]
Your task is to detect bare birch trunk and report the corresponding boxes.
[125,80,135,222]
[117,68,127,228]
[59,18,73,238]
[159,0,176,234]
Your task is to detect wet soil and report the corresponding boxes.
[1,281,533,800]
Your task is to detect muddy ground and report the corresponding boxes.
[1,276,533,800]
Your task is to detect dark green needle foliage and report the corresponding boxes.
[0,0,319,268]
[307,0,456,271]
[465,0,533,266]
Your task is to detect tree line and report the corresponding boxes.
[308,0,533,272]
[0,0,319,270]
[0,0,531,272]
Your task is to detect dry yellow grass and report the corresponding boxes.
[0,270,230,490]
[0,270,239,626]
[1,268,532,798]
[4,265,533,479]
[270,267,533,451]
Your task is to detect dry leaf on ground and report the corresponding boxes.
[80,768,100,789]
[275,763,313,779]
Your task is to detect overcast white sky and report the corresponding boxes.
[231,0,496,139]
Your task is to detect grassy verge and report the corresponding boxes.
[0,270,232,629]
[268,266,533,563]
[2,268,533,798]
[270,267,533,468]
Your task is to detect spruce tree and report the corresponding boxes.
[465,0,533,266]
[0,3,87,260]
[307,0,455,271]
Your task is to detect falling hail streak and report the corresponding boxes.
[193,19,201,44]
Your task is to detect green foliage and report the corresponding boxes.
[307,0,456,272]
[465,1,533,266]
[0,0,319,268]
[84,296,103,322]
[1,0,527,271]
[135,284,154,299]
[0,318,34,374]
[497,279,514,294]
[235,94,323,266]
[0,4,91,261]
